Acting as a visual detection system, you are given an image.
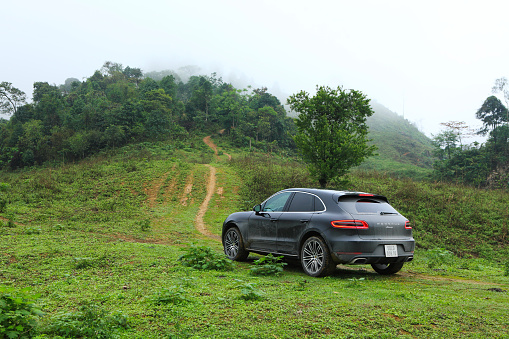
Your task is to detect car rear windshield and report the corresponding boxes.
[338,197,399,215]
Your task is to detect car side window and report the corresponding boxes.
[314,196,325,212]
[262,192,292,212]
[287,192,315,212]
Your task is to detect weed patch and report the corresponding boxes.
[150,286,191,305]
[236,281,265,301]
[250,254,287,276]
[42,302,128,339]
[0,286,43,339]
[179,245,234,271]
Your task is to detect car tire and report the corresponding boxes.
[300,236,336,277]
[223,227,249,261]
[371,262,404,275]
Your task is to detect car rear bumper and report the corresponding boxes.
[330,240,415,265]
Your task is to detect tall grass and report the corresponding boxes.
[230,155,316,209]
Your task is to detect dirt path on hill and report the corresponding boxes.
[203,135,231,160]
[194,164,221,241]
[193,135,231,241]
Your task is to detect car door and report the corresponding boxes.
[247,192,292,251]
[277,192,318,255]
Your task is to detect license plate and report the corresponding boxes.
[385,245,398,257]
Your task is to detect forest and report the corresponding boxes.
[2,62,509,190]
[0,62,295,169]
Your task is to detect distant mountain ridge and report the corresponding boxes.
[358,101,434,179]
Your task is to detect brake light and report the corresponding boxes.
[331,220,369,229]
[359,194,374,196]
[405,221,412,229]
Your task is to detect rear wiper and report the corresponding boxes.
[380,212,398,215]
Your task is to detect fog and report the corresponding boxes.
[2,0,509,141]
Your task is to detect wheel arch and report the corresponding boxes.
[222,222,239,244]
[298,230,328,258]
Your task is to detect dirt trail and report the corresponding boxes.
[203,135,231,160]
[193,135,231,241]
[194,164,221,241]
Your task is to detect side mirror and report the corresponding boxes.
[253,204,262,215]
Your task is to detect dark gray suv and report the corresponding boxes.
[222,188,415,277]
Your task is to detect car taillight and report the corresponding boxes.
[331,220,369,229]
[405,221,412,229]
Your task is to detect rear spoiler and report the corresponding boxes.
[333,192,389,203]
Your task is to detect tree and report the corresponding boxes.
[0,82,26,116]
[287,85,376,188]
[492,77,509,122]
[432,129,460,160]
[476,96,508,136]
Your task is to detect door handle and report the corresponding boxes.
[270,218,278,222]
[300,219,309,223]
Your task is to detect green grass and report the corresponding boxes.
[1,138,508,338]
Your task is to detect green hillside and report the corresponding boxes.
[0,138,507,338]
[358,101,435,179]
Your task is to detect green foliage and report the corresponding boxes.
[476,96,508,136]
[250,254,287,276]
[72,256,110,269]
[231,155,315,209]
[288,85,376,187]
[0,286,43,339]
[150,286,190,305]
[425,248,455,269]
[236,281,265,301]
[140,218,151,232]
[363,101,434,172]
[42,303,128,339]
[0,82,27,116]
[179,245,234,271]
[24,227,41,235]
[0,140,508,338]
[0,182,9,212]
[1,64,296,169]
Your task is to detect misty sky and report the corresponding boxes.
[2,0,508,141]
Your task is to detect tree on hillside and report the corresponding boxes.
[476,96,507,136]
[492,77,509,121]
[432,129,459,160]
[0,82,26,116]
[287,85,376,188]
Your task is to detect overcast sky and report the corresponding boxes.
[2,0,508,141]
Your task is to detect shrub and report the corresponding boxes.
[43,303,128,339]
[0,286,43,339]
[231,155,314,209]
[179,245,234,271]
[24,227,42,235]
[0,198,6,213]
[426,248,455,269]
[72,256,110,269]
[250,254,286,276]
[0,183,8,213]
[140,218,151,232]
[236,281,265,301]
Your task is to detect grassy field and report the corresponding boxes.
[1,137,508,338]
